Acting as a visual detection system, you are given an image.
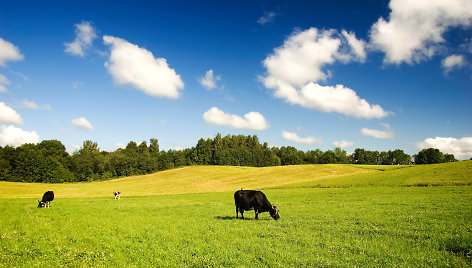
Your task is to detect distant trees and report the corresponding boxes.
[413,148,457,164]
[0,134,459,183]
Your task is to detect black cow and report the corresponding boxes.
[234,189,280,220]
[38,191,54,208]
[113,191,121,199]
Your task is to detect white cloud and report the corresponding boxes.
[282,131,321,145]
[418,136,472,160]
[19,100,52,110]
[72,117,94,131]
[333,140,354,149]
[261,27,389,119]
[442,54,466,73]
[361,123,395,139]
[0,102,23,125]
[115,143,125,149]
[103,35,184,99]
[0,74,9,92]
[264,80,390,119]
[341,30,367,62]
[370,0,472,64]
[199,69,221,90]
[203,107,269,130]
[0,125,39,147]
[72,81,82,89]
[64,21,97,57]
[0,37,24,66]
[258,11,277,25]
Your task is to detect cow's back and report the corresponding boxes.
[42,191,54,202]
[234,190,266,210]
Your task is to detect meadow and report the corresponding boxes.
[0,161,471,267]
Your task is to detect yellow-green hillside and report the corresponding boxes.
[0,161,470,199]
[0,164,372,198]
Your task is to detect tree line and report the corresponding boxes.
[0,134,457,183]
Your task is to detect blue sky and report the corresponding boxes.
[0,0,471,159]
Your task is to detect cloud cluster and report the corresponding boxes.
[64,21,97,57]
[282,131,321,145]
[0,125,39,147]
[0,102,23,125]
[370,0,472,64]
[361,123,395,139]
[418,136,472,160]
[261,28,389,119]
[0,37,24,66]
[103,35,184,99]
[72,117,94,131]
[199,69,221,90]
[203,107,269,130]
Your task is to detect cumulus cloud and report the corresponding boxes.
[418,137,472,160]
[0,125,39,147]
[199,69,221,90]
[370,0,472,64]
[361,123,395,139]
[442,54,466,73]
[103,35,184,99]
[333,140,354,149]
[0,102,23,125]
[282,131,321,145]
[0,37,24,66]
[72,117,94,131]
[203,107,269,130]
[258,11,277,25]
[64,21,97,57]
[261,27,389,119]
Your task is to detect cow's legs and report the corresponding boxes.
[236,206,239,218]
[240,210,244,220]
[255,209,259,219]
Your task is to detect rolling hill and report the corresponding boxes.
[1,161,470,199]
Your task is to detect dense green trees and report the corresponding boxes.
[0,134,459,183]
[413,148,457,164]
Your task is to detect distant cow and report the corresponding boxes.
[113,191,121,199]
[38,191,54,208]
[234,189,280,220]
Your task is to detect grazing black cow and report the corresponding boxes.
[113,191,121,199]
[38,191,54,208]
[234,189,280,220]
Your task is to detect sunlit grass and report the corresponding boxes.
[1,187,470,267]
[1,161,471,266]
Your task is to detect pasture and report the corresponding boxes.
[1,162,471,267]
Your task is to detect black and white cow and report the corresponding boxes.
[38,191,54,208]
[113,191,121,199]
[234,189,280,220]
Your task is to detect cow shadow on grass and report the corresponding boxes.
[215,216,271,221]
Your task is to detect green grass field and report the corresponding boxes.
[1,162,471,267]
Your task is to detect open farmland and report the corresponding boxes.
[1,162,471,267]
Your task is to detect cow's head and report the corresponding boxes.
[37,200,44,208]
[269,205,280,220]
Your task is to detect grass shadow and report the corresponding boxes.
[215,215,271,221]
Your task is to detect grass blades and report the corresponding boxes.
[1,187,471,267]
